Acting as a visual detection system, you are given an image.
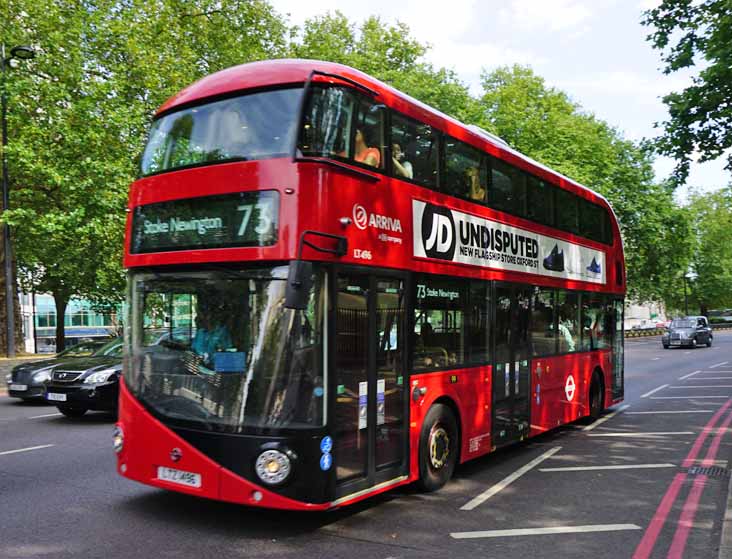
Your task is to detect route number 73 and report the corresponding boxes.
[237,201,274,238]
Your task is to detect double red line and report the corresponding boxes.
[633,399,732,558]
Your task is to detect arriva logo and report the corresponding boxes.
[353,204,369,230]
[421,204,456,260]
[352,204,402,233]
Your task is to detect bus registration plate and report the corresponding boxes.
[157,466,201,488]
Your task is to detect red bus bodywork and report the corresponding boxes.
[118,59,625,510]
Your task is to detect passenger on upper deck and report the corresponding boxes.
[392,143,413,179]
[465,166,486,202]
[354,128,381,168]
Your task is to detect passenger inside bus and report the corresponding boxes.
[354,128,381,168]
[466,166,486,202]
[392,143,413,179]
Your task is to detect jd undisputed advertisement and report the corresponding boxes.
[412,199,606,284]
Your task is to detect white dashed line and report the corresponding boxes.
[678,371,701,380]
[586,432,695,437]
[651,395,730,399]
[641,385,668,398]
[538,463,675,472]
[28,413,63,419]
[460,447,562,511]
[0,444,55,457]
[670,385,732,389]
[582,404,630,431]
[710,361,729,369]
[450,524,642,539]
[626,410,715,415]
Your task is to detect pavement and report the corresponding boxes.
[2,334,732,558]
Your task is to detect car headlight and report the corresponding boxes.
[4,373,11,383]
[254,449,292,486]
[83,369,117,384]
[33,370,52,383]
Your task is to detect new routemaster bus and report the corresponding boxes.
[115,59,625,510]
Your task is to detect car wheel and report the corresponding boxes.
[417,403,459,493]
[57,405,87,418]
[663,344,670,349]
[707,336,713,347]
[691,338,698,348]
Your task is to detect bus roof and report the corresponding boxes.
[156,58,617,218]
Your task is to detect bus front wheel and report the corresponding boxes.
[417,403,458,492]
[588,373,604,421]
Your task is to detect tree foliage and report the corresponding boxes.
[289,12,481,123]
[643,0,732,185]
[685,187,732,314]
[3,0,287,348]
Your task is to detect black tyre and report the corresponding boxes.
[691,337,698,348]
[707,336,713,348]
[588,373,604,421]
[417,403,458,492]
[663,344,670,349]
[57,405,87,418]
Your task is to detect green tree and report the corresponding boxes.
[4,0,287,350]
[290,12,481,123]
[685,187,732,315]
[477,65,694,303]
[643,0,732,185]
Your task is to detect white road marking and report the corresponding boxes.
[626,410,715,415]
[686,377,732,380]
[701,370,732,373]
[653,357,661,361]
[0,444,55,457]
[460,446,562,511]
[651,395,730,399]
[450,524,642,539]
[582,404,630,432]
[710,361,729,369]
[679,371,701,380]
[539,463,675,472]
[28,412,63,419]
[670,385,732,389]
[586,431,694,437]
[641,385,669,398]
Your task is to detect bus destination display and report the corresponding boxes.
[130,191,278,253]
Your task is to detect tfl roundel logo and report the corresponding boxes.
[421,203,456,261]
[353,204,369,230]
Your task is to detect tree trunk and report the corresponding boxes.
[0,233,22,355]
[54,292,68,353]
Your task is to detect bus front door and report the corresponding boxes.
[333,272,407,500]
[492,284,532,448]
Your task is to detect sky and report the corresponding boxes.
[269,0,730,200]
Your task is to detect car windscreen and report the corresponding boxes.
[670,320,695,328]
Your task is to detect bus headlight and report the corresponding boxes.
[254,449,291,486]
[112,425,124,454]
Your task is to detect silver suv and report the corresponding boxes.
[662,316,713,349]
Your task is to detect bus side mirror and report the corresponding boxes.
[285,260,313,310]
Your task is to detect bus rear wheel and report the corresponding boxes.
[417,403,458,492]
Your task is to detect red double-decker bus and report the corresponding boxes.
[116,59,625,511]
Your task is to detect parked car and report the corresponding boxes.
[662,316,713,349]
[6,339,111,401]
[43,338,123,417]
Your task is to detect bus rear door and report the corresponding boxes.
[492,283,532,447]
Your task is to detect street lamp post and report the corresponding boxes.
[1,44,35,357]
[683,274,689,316]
